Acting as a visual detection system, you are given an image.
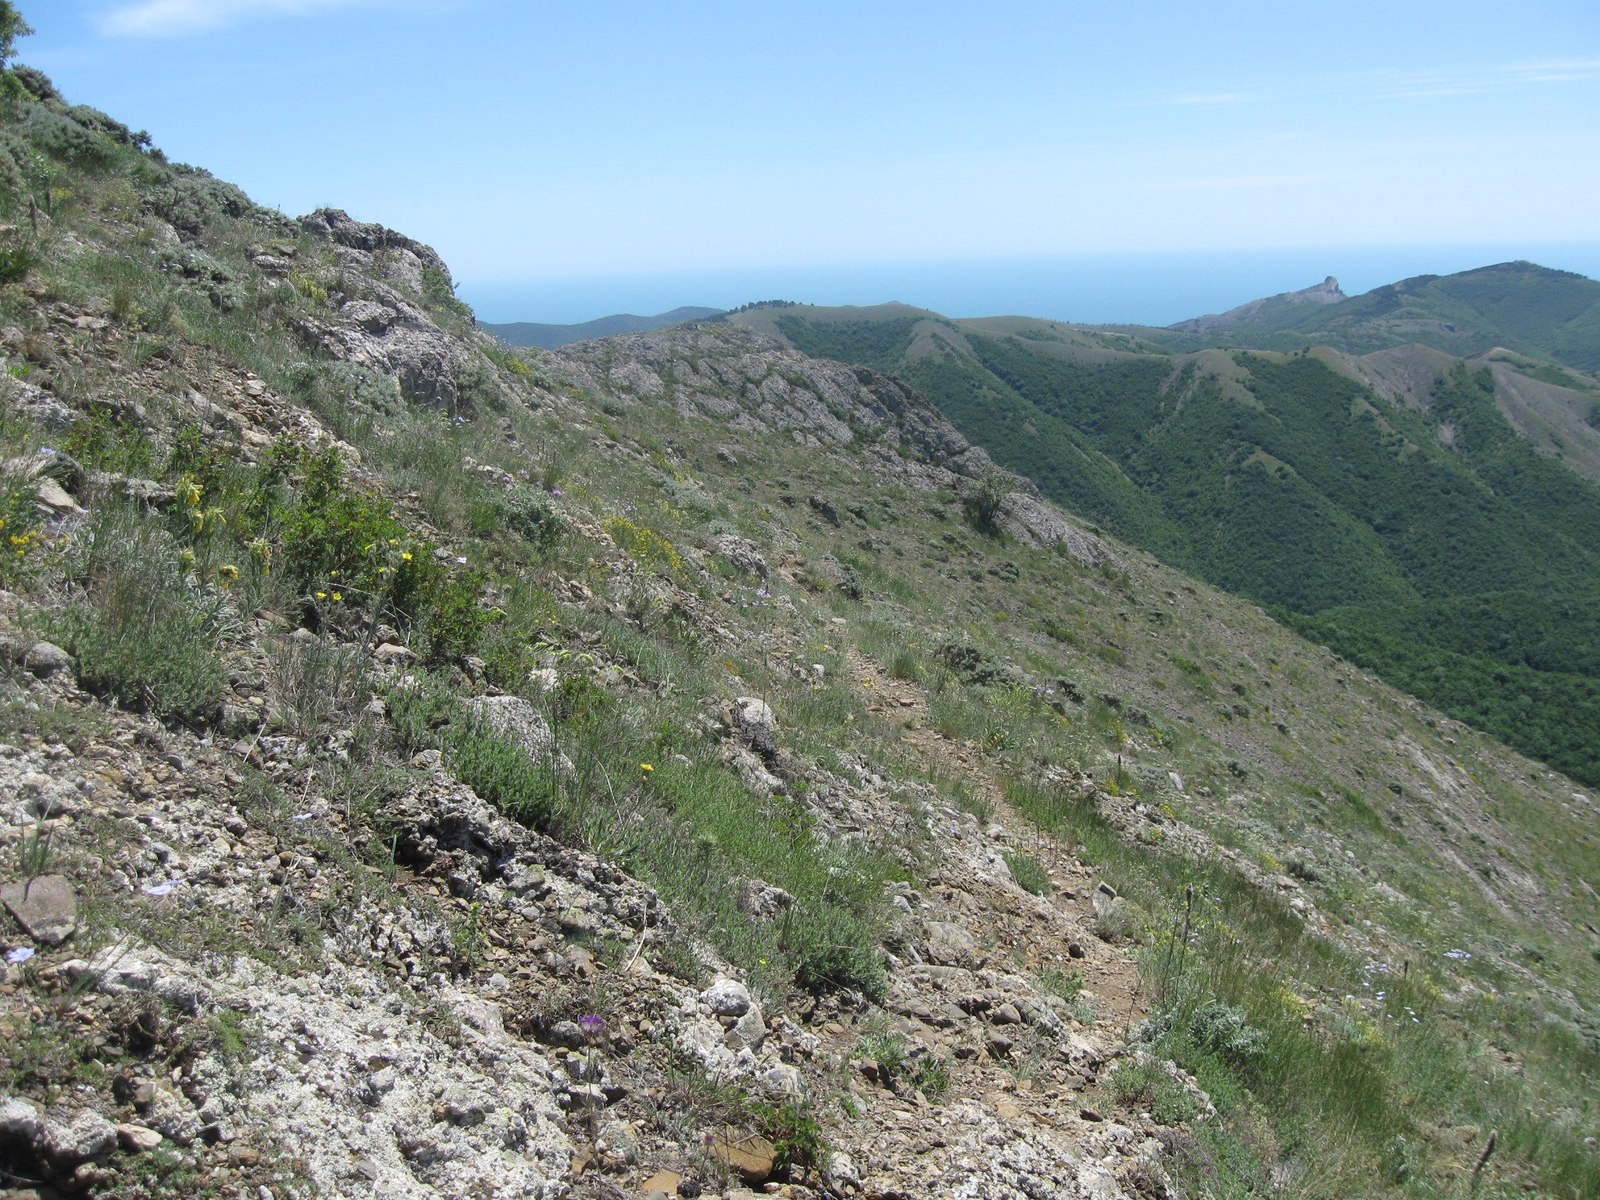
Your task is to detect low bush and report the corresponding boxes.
[52,508,226,726]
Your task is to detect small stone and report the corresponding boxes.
[984,1034,1014,1058]
[1,875,78,946]
[546,1020,586,1049]
[35,478,80,513]
[710,1130,777,1183]
[117,1123,163,1152]
[595,1118,639,1165]
[374,642,418,664]
[991,1002,1024,1025]
[641,1168,684,1198]
[434,1085,485,1127]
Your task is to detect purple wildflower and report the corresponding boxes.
[578,1014,606,1039]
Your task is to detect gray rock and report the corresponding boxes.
[991,1002,1025,1025]
[1,874,78,946]
[923,920,981,968]
[343,299,397,334]
[465,695,558,760]
[732,1006,766,1049]
[734,697,775,733]
[596,1118,640,1164]
[758,1062,805,1098]
[0,1096,47,1151]
[219,702,260,735]
[2,1102,121,1164]
[699,977,753,1018]
[710,533,768,578]
[34,476,80,513]
[736,877,794,919]
[23,641,73,679]
[546,1020,587,1049]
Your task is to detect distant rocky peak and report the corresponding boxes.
[1305,275,1345,302]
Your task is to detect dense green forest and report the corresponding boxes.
[777,314,1600,786]
[772,314,923,373]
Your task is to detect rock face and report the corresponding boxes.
[559,325,985,472]
[556,323,1112,561]
[291,208,495,414]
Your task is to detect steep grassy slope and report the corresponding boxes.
[1,43,1598,1200]
[753,303,1600,789]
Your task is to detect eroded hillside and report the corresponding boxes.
[1,58,1598,1200]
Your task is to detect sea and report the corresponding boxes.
[460,243,1600,329]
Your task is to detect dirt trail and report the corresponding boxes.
[849,651,1146,1024]
[793,652,1158,1197]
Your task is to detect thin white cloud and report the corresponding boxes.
[99,0,388,37]
[1152,54,1600,108]
[1158,174,1324,192]
[1168,91,1259,107]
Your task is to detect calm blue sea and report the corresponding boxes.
[460,243,1600,328]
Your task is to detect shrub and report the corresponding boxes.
[1184,999,1266,1065]
[0,233,35,283]
[266,632,370,738]
[143,165,261,236]
[52,511,226,726]
[961,468,1010,533]
[226,441,484,658]
[472,484,565,555]
[605,515,685,580]
[62,403,153,474]
[0,473,45,586]
[1110,1057,1202,1125]
[1005,852,1051,895]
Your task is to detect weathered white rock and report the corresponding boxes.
[699,977,753,1017]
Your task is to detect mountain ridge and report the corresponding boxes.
[1168,273,1347,335]
[482,305,722,349]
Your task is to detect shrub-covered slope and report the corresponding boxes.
[1,40,1598,1200]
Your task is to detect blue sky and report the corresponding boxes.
[18,1,1600,322]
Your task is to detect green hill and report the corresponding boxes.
[1155,261,1600,371]
[483,305,721,348]
[746,299,1600,787]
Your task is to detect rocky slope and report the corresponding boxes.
[2,64,1598,1200]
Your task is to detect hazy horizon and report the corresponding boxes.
[25,3,1600,314]
[461,243,1600,328]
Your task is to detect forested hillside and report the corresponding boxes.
[762,306,1600,785]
